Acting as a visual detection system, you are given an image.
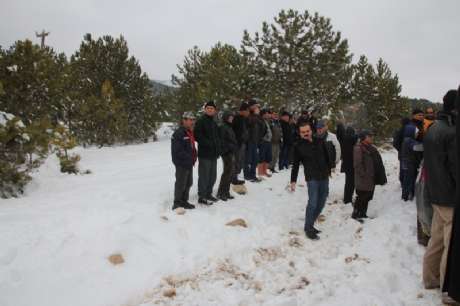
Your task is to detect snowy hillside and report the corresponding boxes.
[0,138,441,306]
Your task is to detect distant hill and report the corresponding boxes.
[407,97,441,111]
[149,79,175,93]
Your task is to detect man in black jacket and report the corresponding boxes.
[341,126,358,204]
[171,112,197,210]
[423,89,457,292]
[217,111,238,201]
[194,101,221,205]
[244,99,263,182]
[232,102,249,185]
[290,122,333,240]
[279,111,294,170]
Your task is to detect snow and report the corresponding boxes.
[7,65,18,72]
[0,139,441,306]
[0,111,16,126]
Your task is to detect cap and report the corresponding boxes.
[182,111,195,119]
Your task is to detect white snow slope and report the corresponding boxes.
[0,135,441,306]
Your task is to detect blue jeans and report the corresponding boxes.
[279,144,291,170]
[305,180,329,231]
[244,143,258,179]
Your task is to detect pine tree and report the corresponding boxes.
[241,9,352,113]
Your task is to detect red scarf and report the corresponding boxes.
[186,129,197,165]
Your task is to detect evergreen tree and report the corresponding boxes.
[241,9,352,113]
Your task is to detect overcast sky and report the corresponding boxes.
[1,0,459,102]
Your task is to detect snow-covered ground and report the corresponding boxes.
[0,134,441,306]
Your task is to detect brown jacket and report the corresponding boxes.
[354,143,375,191]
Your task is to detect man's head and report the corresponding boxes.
[412,109,424,122]
[280,111,290,122]
[261,109,271,120]
[316,120,328,136]
[248,98,260,115]
[443,89,458,113]
[222,111,234,124]
[239,102,250,117]
[425,107,435,120]
[271,111,279,120]
[181,112,196,130]
[204,100,217,117]
[359,130,373,144]
[298,122,313,141]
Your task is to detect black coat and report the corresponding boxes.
[340,127,358,173]
[194,114,221,159]
[232,114,248,145]
[281,120,294,146]
[220,122,238,156]
[424,111,457,207]
[290,137,333,182]
[171,126,195,169]
[247,114,264,145]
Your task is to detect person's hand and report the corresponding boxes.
[290,182,296,192]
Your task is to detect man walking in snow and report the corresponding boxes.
[171,112,197,210]
[194,101,221,205]
[290,122,334,240]
[423,89,457,294]
[352,130,387,222]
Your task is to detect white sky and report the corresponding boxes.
[1,0,459,102]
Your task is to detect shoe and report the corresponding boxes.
[172,203,182,210]
[312,227,322,234]
[183,202,196,209]
[305,230,320,240]
[442,293,460,305]
[198,198,212,205]
[217,194,228,201]
[351,215,364,223]
[269,168,278,174]
[232,179,245,185]
[207,195,219,202]
[226,194,235,200]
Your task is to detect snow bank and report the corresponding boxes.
[0,140,440,306]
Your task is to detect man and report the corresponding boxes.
[232,102,250,185]
[393,117,412,185]
[352,130,387,222]
[401,123,422,201]
[423,89,457,294]
[340,126,358,204]
[194,100,221,205]
[290,122,334,240]
[257,109,272,177]
[269,110,282,173]
[171,112,197,210]
[424,106,436,131]
[316,119,341,168]
[217,111,237,201]
[244,99,263,182]
[279,111,294,170]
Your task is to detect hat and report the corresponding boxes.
[443,89,458,113]
[358,130,373,141]
[316,120,327,129]
[412,108,424,115]
[281,111,290,117]
[182,111,195,119]
[222,110,234,122]
[260,108,271,116]
[248,99,259,107]
[204,100,217,109]
[239,102,249,111]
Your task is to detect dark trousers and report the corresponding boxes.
[305,180,329,231]
[198,157,217,199]
[344,170,355,204]
[399,160,403,187]
[218,153,234,196]
[354,189,375,217]
[402,163,418,200]
[279,143,291,170]
[244,143,258,179]
[174,166,193,206]
[232,144,246,183]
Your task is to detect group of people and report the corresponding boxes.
[171,98,387,239]
[170,89,459,304]
[392,89,459,305]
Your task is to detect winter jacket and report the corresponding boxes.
[326,132,341,165]
[354,142,386,191]
[247,114,264,145]
[262,119,272,142]
[290,137,333,182]
[171,126,197,169]
[280,120,294,146]
[401,124,422,170]
[232,114,249,145]
[194,114,221,159]
[336,123,346,146]
[271,120,282,144]
[423,111,457,207]
[220,122,238,156]
[340,127,358,173]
